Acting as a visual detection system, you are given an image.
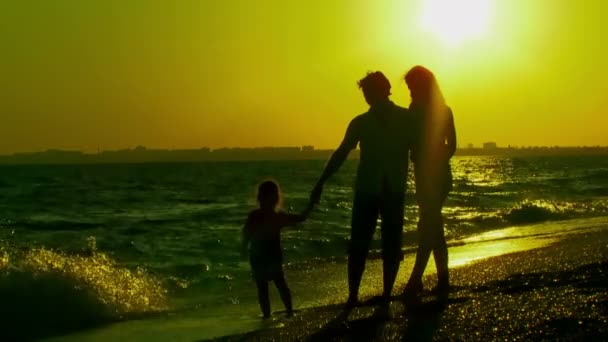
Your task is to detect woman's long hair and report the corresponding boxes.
[404,65,447,116]
[405,66,450,166]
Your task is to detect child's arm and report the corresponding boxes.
[241,214,252,258]
[282,202,314,227]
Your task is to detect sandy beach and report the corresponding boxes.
[38,217,608,342]
[211,223,608,341]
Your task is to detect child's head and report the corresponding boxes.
[257,180,282,210]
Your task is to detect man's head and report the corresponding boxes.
[358,71,391,106]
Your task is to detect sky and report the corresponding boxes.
[1,0,607,154]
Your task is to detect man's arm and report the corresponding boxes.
[310,118,359,204]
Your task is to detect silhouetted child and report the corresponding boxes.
[241,180,313,319]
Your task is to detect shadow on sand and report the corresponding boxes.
[470,261,607,295]
[206,262,608,341]
[465,261,608,341]
[307,295,469,342]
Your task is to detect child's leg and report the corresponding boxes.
[274,270,293,315]
[255,279,271,318]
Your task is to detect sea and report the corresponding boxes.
[0,155,607,340]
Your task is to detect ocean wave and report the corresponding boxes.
[443,199,608,238]
[502,200,565,224]
[21,217,100,231]
[500,199,607,225]
[577,187,608,197]
[580,169,608,181]
[0,239,167,340]
[167,196,218,205]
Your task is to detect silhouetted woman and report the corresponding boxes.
[403,66,456,298]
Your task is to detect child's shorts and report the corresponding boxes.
[250,258,283,282]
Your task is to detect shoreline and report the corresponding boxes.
[43,217,608,342]
[211,225,608,341]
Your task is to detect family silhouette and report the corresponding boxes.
[241,66,456,321]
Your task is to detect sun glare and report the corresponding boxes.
[420,0,492,47]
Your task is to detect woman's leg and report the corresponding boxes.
[404,206,434,294]
[432,213,449,291]
[274,270,293,315]
[432,177,451,293]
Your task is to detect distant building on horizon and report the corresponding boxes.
[483,142,497,149]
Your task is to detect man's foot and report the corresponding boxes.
[285,310,294,318]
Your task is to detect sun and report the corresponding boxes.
[420,0,493,47]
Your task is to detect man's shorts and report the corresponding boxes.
[349,191,405,263]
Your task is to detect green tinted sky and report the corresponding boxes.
[1,0,606,153]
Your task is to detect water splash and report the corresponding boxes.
[1,238,168,316]
[0,238,170,340]
[22,249,166,313]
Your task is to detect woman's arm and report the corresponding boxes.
[446,108,457,158]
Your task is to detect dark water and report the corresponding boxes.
[0,155,607,330]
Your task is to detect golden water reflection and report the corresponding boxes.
[448,236,559,268]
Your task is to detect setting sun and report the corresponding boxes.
[420,0,493,46]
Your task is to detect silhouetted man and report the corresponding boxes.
[310,71,417,318]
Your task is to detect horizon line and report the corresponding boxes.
[2,144,608,156]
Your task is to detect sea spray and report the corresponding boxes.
[0,237,168,340]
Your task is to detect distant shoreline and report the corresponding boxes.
[0,146,607,165]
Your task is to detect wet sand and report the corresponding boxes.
[210,227,608,341]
